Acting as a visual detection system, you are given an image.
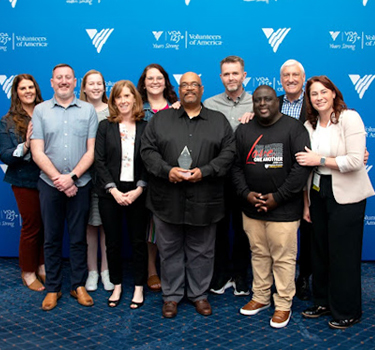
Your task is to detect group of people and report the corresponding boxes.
[0,56,373,331]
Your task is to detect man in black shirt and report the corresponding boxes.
[141,72,235,318]
[232,85,311,328]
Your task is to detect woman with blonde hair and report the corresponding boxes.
[80,70,114,292]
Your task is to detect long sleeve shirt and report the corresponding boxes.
[141,105,235,226]
[232,114,311,222]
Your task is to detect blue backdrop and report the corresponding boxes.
[1,0,375,259]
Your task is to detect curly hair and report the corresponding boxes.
[5,74,43,139]
[305,75,347,129]
[137,63,178,104]
[108,80,145,122]
[79,69,108,103]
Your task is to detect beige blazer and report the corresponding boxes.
[305,110,374,204]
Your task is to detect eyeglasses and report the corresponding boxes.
[179,82,201,89]
[146,76,164,82]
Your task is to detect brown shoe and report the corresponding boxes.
[162,301,178,318]
[70,286,94,307]
[194,299,212,316]
[240,299,270,316]
[270,310,292,328]
[21,272,45,292]
[42,292,62,311]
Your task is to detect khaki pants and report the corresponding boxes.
[242,215,299,311]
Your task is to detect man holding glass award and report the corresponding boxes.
[141,72,235,318]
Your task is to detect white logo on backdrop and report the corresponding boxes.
[185,0,191,5]
[86,29,114,53]
[366,165,373,173]
[243,77,251,87]
[329,31,340,41]
[9,0,17,8]
[262,28,291,53]
[363,0,369,6]
[0,164,8,174]
[349,74,375,99]
[0,75,15,99]
[152,31,163,41]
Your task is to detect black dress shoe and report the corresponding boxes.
[296,276,310,301]
[302,305,331,318]
[328,317,361,329]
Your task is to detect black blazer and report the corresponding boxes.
[278,94,306,124]
[94,119,148,197]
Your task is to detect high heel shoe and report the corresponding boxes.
[21,272,44,292]
[108,291,122,308]
[130,291,145,309]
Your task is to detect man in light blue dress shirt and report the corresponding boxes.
[31,64,98,311]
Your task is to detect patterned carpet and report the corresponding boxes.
[0,257,374,350]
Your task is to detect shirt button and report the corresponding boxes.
[65,145,68,148]
[64,133,68,136]
[64,121,67,124]
[64,158,67,160]
[189,134,192,137]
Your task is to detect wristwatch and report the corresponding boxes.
[320,157,326,166]
[69,172,78,182]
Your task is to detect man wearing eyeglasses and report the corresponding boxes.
[141,72,235,318]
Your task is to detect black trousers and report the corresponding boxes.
[99,182,148,286]
[310,175,366,320]
[38,179,91,292]
[298,219,313,278]
[214,178,250,278]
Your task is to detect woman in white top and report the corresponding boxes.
[95,80,148,308]
[296,75,374,329]
[80,70,114,292]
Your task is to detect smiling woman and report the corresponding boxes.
[0,74,45,292]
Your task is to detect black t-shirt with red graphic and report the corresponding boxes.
[232,114,311,222]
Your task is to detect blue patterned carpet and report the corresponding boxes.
[0,258,374,350]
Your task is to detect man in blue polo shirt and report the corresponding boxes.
[31,64,98,311]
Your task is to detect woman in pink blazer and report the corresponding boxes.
[295,76,374,330]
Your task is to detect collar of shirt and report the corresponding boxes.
[51,95,82,109]
[178,104,207,120]
[283,91,304,104]
[225,89,247,105]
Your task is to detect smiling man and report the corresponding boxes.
[31,64,98,311]
[232,85,311,328]
[141,72,235,318]
[203,56,253,296]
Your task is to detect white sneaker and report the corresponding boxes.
[85,270,99,291]
[270,310,292,328]
[101,270,114,291]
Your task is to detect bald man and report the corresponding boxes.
[141,72,235,318]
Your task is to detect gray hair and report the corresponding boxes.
[280,59,305,76]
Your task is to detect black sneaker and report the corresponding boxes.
[233,275,250,296]
[210,277,233,294]
[302,305,331,318]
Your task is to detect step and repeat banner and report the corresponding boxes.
[0,0,375,258]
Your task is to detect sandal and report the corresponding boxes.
[147,275,161,292]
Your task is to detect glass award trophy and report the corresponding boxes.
[178,146,192,178]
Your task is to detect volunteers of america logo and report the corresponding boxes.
[0,75,15,99]
[8,0,17,8]
[0,33,12,52]
[349,74,375,99]
[151,30,222,50]
[329,31,340,41]
[0,164,8,174]
[366,165,373,173]
[363,0,369,6]
[185,0,191,5]
[1,209,20,228]
[245,76,283,94]
[86,29,114,53]
[262,28,291,53]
